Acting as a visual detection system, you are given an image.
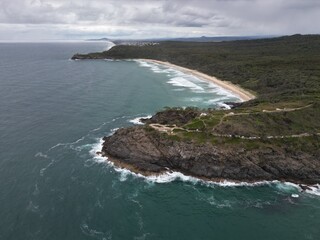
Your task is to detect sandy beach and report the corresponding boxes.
[140,59,256,102]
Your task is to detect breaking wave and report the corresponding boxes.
[129,115,152,125]
[89,138,320,197]
[135,60,241,103]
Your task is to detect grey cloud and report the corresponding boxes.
[129,5,220,27]
[0,0,319,40]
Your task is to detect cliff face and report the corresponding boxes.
[102,126,320,184]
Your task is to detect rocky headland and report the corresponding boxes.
[101,109,320,185]
[73,35,320,185]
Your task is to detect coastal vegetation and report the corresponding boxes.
[73,34,320,184]
[73,34,320,143]
[73,34,320,105]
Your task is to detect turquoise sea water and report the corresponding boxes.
[0,42,319,240]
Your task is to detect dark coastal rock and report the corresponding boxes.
[224,102,243,109]
[102,126,320,184]
[71,53,106,60]
[71,54,89,60]
[299,184,313,191]
[141,108,201,126]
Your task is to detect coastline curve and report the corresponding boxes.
[139,59,256,102]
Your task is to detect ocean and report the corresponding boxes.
[0,42,319,240]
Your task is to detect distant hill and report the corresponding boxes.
[165,35,277,42]
[87,36,277,44]
[86,38,110,41]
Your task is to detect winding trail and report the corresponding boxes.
[213,104,313,131]
[149,104,318,140]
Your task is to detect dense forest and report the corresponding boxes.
[73,35,320,147]
[73,34,320,106]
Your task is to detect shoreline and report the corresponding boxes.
[99,152,320,193]
[139,59,256,102]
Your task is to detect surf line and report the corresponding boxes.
[138,59,256,102]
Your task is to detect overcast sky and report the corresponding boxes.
[0,0,319,41]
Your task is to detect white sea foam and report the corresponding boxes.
[167,77,204,91]
[206,97,229,104]
[217,102,231,110]
[146,171,199,183]
[189,97,203,102]
[89,138,107,163]
[35,152,48,159]
[305,184,320,196]
[115,168,133,182]
[39,159,55,176]
[48,136,85,151]
[207,196,233,208]
[172,88,185,91]
[26,200,39,213]
[136,61,166,73]
[90,115,136,133]
[108,161,320,197]
[129,115,152,125]
[90,122,107,132]
[110,128,119,133]
[100,152,279,187]
[90,140,292,188]
[73,136,85,144]
[135,60,243,103]
[137,60,245,100]
[273,182,320,197]
[207,83,239,98]
[48,143,65,151]
[33,183,40,196]
[275,182,302,193]
[80,223,112,239]
[129,117,145,125]
[91,139,320,196]
[119,167,278,187]
[136,61,153,68]
[206,97,234,108]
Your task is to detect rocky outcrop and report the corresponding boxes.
[141,108,200,126]
[102,126,320,184]
[72,54,90,60]
[71,53,106,60]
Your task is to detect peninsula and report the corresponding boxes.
[73,35,320,185]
